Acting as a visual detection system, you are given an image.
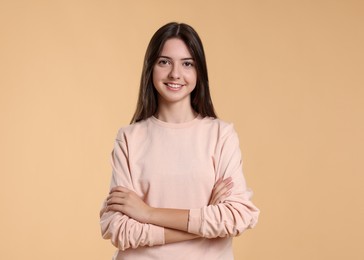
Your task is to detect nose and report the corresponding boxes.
[168,64,180,79]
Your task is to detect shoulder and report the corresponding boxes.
[199,116,237,138]
[115,118,152,143]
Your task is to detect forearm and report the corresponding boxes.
[105,187,192,236]
[105,176,237,244]
[164,228,199,244]
[148,208,190,232]
[146,177,233,234]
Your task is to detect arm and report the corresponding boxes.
[104,177,234,243]
[187,125,260,238]
[147,177,234,232]
[106,125,259,239]
[100,138,165,250]
[100,202,197,244]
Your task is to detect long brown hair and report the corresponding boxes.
[130,22,217,123]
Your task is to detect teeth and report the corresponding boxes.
[167,83,182,89]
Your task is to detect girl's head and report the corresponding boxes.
[131,22,217,123]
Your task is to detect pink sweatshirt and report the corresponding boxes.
[100,115,259,260]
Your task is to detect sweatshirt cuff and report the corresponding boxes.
[150,225,165,246]
[188,208,202,235]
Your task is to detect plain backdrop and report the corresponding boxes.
[0,0,363,259]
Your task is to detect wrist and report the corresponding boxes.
[146,206,156,224]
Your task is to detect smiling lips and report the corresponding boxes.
[165,83,184,91]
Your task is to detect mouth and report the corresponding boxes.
[165,83,184,91]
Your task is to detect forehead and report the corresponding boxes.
[160,38,193,58]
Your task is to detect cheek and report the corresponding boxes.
[152,67,164,82]
[188,71,197,86]
[152,68,160,86]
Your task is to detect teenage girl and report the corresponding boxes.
[100,22,259,260]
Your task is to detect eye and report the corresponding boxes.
[157,59,171,66]
[183,61,194,67]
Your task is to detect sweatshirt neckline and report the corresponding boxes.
[150,114,202,129]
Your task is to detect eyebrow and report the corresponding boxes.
[158,55,194,61]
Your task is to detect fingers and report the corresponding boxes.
[213,178,233,198]
[209,177,234,205]
[106,188,136,209]
[107,197,125,205]
[213,177,233,194]
[215,177,232,187]
[100,199,122,216]
[104,197,126,214]
[103,186,135,214]
[105,204,124,213]
[212,188,232,205]
[109,186,130,194]
[107,186,133,200]
[106,191,125,201]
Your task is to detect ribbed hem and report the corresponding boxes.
[188,209,202,235]
[150,225,165,246]
[150,115,202,129]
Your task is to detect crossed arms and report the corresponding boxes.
[100,177,233,244]
[100,126,259,250]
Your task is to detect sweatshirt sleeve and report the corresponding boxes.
[100,131,165,250]
[188,124,259,238]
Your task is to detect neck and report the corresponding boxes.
[156,103,197,123]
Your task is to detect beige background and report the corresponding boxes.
[1,0,363,259]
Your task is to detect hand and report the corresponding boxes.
[106,186,152,223]
[209,177,233,205]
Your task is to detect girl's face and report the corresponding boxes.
[152,38,197,108]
